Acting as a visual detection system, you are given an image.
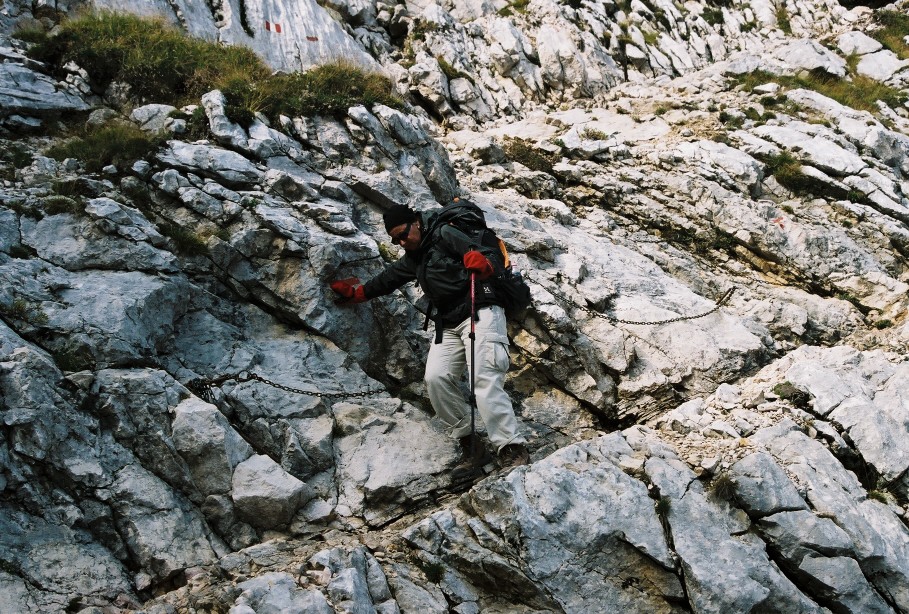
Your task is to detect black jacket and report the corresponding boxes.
[364,210,501,327]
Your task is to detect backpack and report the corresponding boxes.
[426,198,532,318]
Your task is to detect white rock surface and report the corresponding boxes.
[2,0,909,609]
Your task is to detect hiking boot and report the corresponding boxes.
[497,443,530,471]
[451,434,493,482]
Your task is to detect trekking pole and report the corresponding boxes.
[468,271,477,462]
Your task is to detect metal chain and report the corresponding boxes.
[186,371,384,403]
[528,276,736,325]
[186,281,734,402]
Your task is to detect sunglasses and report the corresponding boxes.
[392,222,412,245]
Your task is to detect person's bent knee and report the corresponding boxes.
[424,363,451,389]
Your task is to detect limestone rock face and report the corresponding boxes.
[108,463,223,583]
[404,434,685,613]
[2,0,909,610]
[0,47,90,125]
[156,141,264,188]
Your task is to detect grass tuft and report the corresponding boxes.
[414,558,446,583]
[24,11,268,106]
[0,298,48,325]
[168,106,210,140]
[758,150,855,199]
[803,70,906,112]
[45,122,163,173]
[702,7,724,26]
[772,381,811,407]
[502,137,556,174]
[42,195,83,215]
[0,141,34,169]
[157,222,208,256]
[842,189,861,203]
[709,473,737,501]
[53,347,92,372]
[868,489,889,504]
[511,0,531,13]
[760,94,785,108]
[719,110,744,129]
[873,10,909,60]
[436,56,473,83]
[580,126,608,140]
[222,60,405,124]
[655,496,672,515]
[760,151,809,191]
[776,5,792,35]
[733,69,907,115]
[22,11,403,124]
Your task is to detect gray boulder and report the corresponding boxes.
[38,269,189,367]
[782,346,909,492]
[201,89,250,150]
[752,123,866,177]
[172,397,254,496]
[130,103,178,132]
[91,368,197,495]
[770,39,847,77]
[756,509,889,611]
[0,510,132,611]
[157,141,263,187]
[0,59,90,118]
[856,50,909,83]
[231,454,312,528]
[310,546,394,610]
[758,510,856,564]
[232,571,333,613]
[729,451,807,516]
[333,400,459,526]
[835,31,882,56]
[797,556,892,614]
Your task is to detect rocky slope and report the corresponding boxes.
[1,0,909,612]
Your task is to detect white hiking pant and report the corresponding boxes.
[425,306,527,452]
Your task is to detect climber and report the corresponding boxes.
[330,204,530,479]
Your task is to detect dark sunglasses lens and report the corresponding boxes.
[394,224,411,244]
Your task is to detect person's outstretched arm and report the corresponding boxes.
[330,256,418,305]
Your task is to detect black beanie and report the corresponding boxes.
[383,205,418,232]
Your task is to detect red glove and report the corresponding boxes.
[330,278,367,304]
[463,250,494,280]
